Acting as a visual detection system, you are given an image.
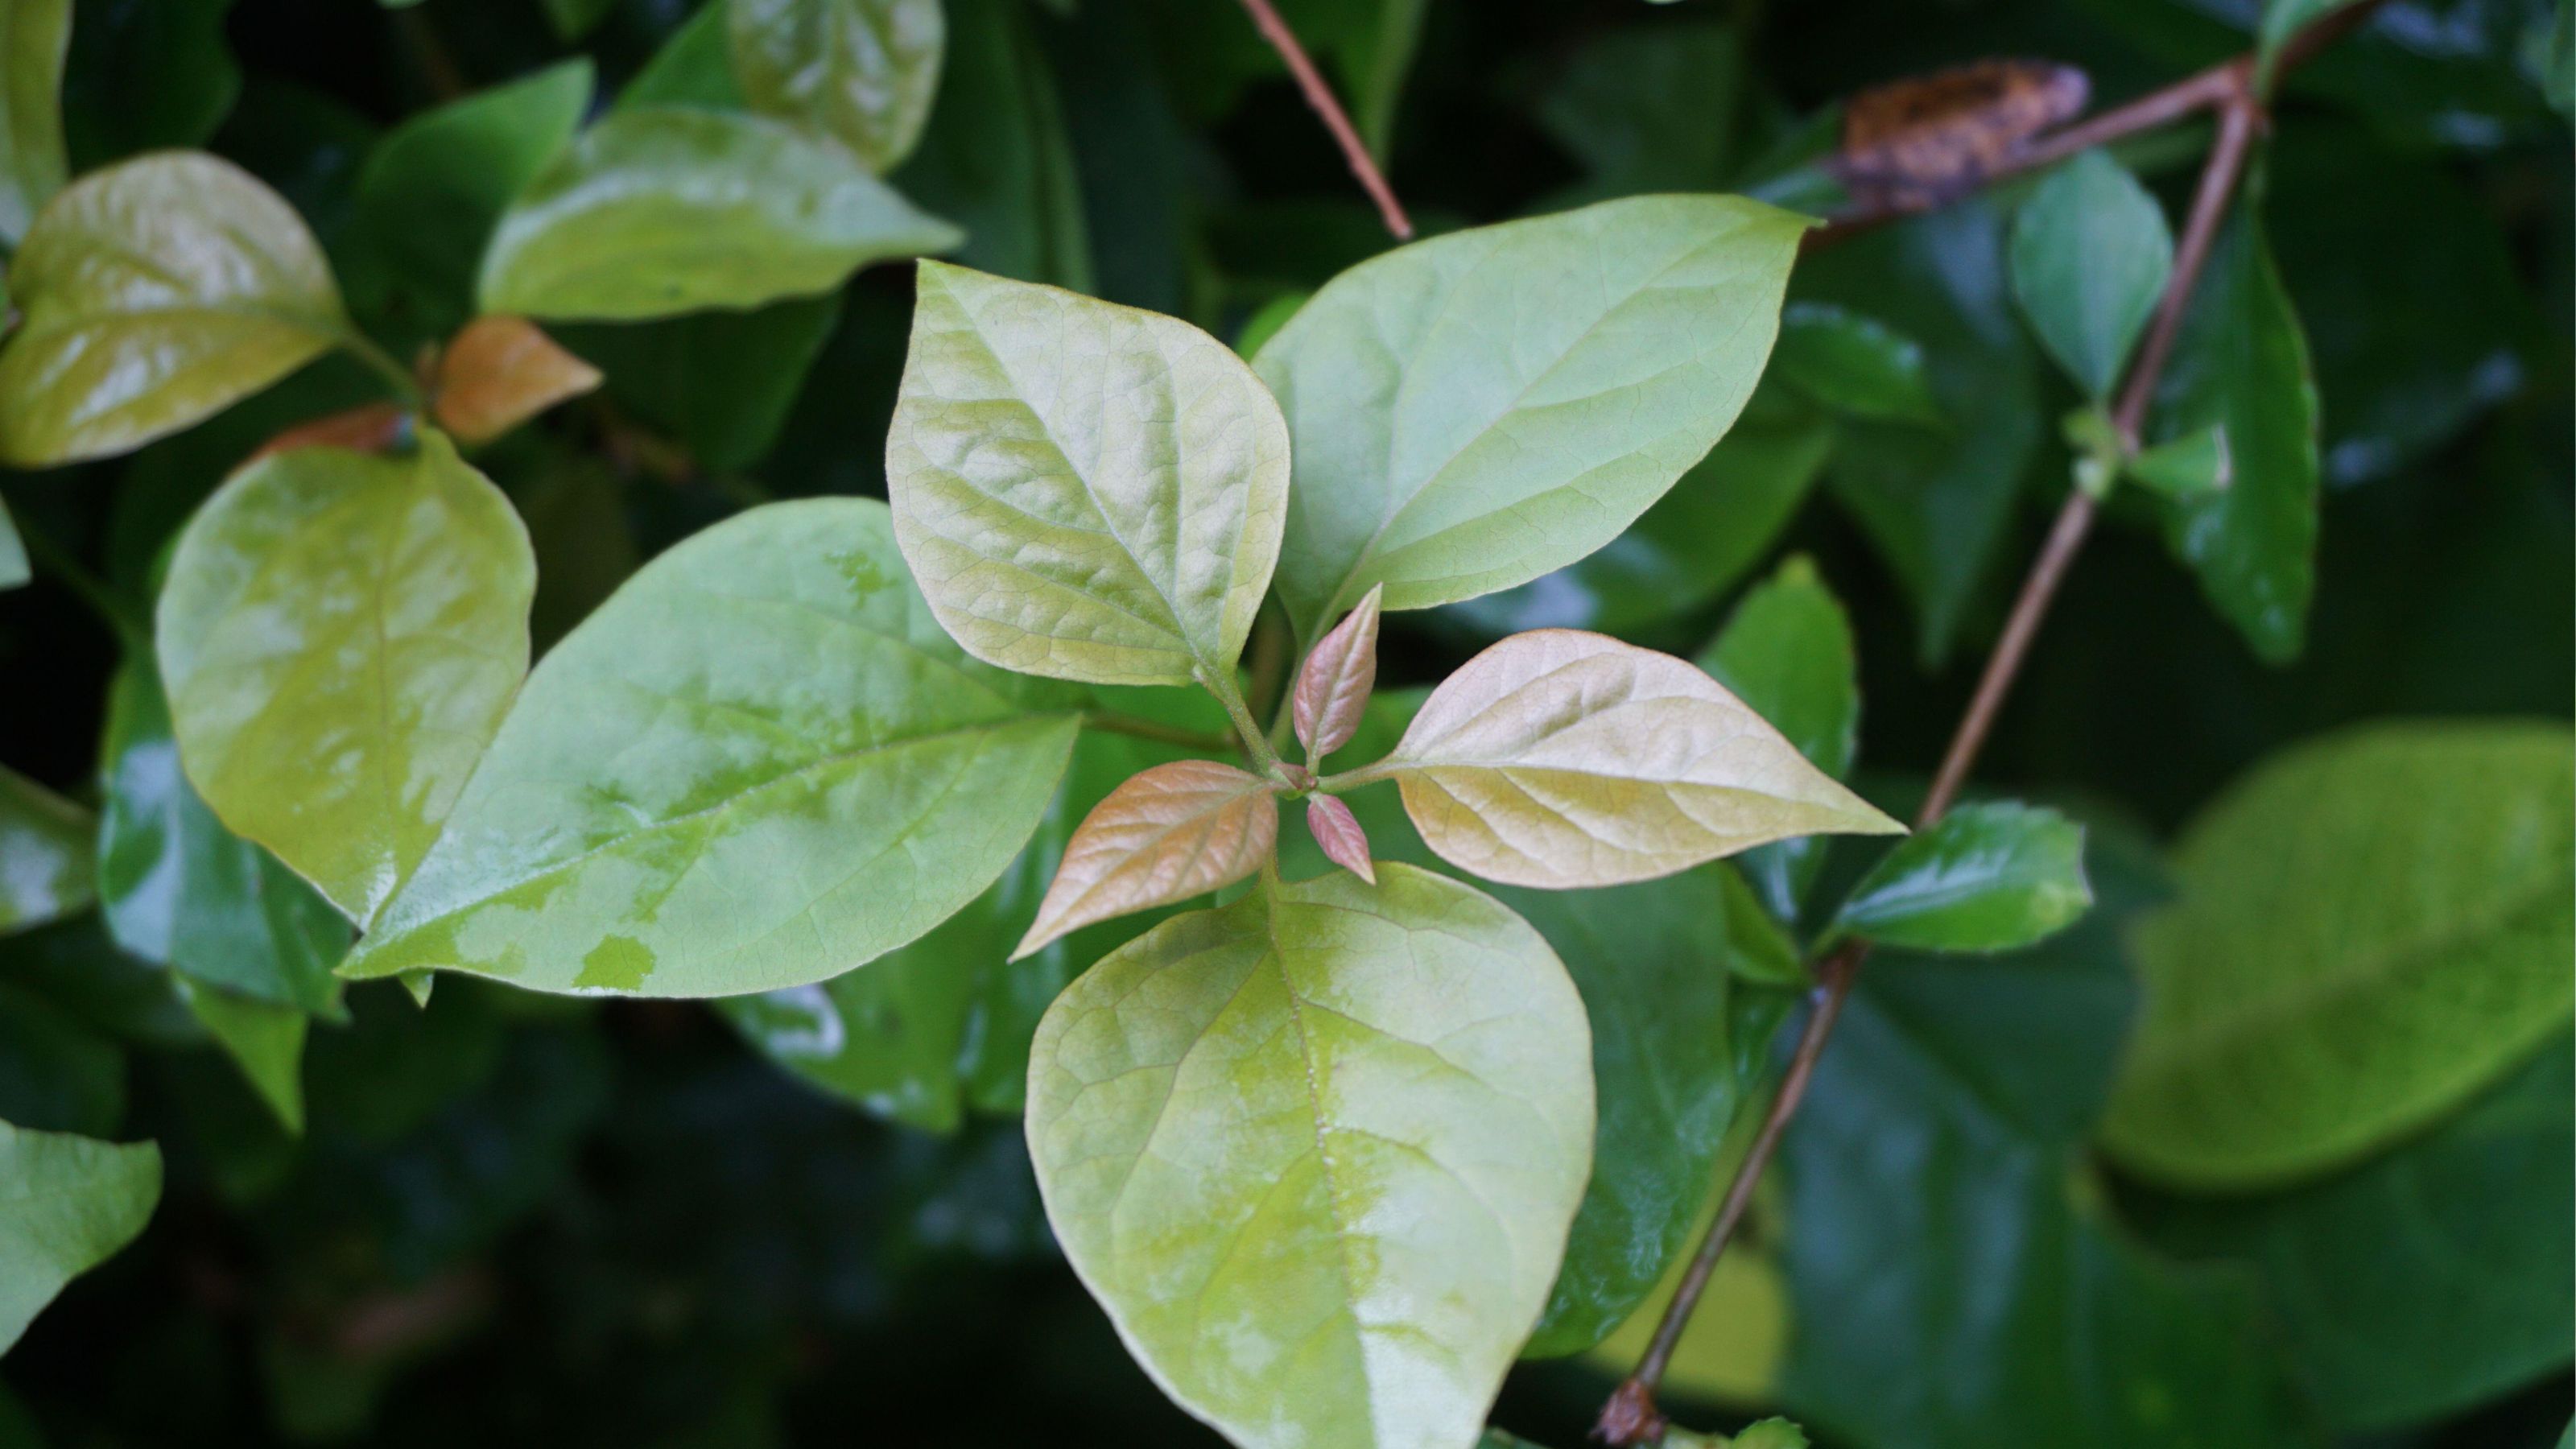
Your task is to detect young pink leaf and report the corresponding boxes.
[1011,760,1281,960]
[1304,794,1376,885]
[1291,583,1383,760]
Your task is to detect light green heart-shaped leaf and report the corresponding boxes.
[0,152,350,466]
[887,262,1290,686]
[2009,150,2173,400]
[728,0,943,174]
[0,0,69,246]
[1253,194,1810,641]
[339,497,1080,997]
[0,1121,160,1353]
[1372,630,1901,890]
[0,765,92,933]
[1829,802,2091,954]
[1028,864,1593,1449]
[156,430,536,927]
[477,106,962,322]
[2102,721,2575,1189]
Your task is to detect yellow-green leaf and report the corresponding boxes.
[1012,759,1279,960]
[727,0,943,174]
[339,497,1080,997]
[1027,865,1593,1449]
[0,1121,160,1353]
[888,262,1290,686]
[0,0,70,245]
[1374,630,1901,889]
[155,430,536,927]
[0,152,350,465]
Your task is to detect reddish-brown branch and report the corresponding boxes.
[1595,9,2364,1437]
[1233,0,1414,240]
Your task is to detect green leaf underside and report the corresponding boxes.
[889,262,1289,686]
[0,766,93,932]
[728,0,943,175]
[340,498,1079,997]
[2151,210,2320,664]
[2102,721,2575,1189]
[0,0,70,245]
[1253,194,1810,640]
[2009,150,2173,399]
[0,151,348,465]
[477,106,962,322]
[156,431,535,927]
[1027,865,1593,1449]
[0,1121,162,1354]
[1832,802,2091,954]
[1386,630,1901,890]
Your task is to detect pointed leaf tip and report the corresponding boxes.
[433,316,603,444]
[1011,759,1281,960]
[1292,584,1382,761]
[1305,793,1376,884]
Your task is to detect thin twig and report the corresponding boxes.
[1233,0,1414,240]
[1596,13,2353,1438]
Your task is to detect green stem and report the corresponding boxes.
[1313,759,1393,793]
[1200,667,1283,775]
[341,331,424,408]
[1080,710,1240,755]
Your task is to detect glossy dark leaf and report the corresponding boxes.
[889,0,1090,290]
[1699,555,1861,923]
[1773,302,1944,426]
[1830,802,2091,954]
[2009,150,2172,399]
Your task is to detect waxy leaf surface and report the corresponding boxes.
[1381,630,1901,889]
[157,431,536,927]
[729,0,943,174]
[175,976,308,1133]
[1027,865,1592,1449]
[0,152,349,465]
[340,498,1080,997]
[2102,721,2574,1188]
[477,107,961,321]
[1772,301,1942,425]
[1294,584,1381,762]
[1253,195,1809,639]
[0,0,68,244]
[1699,556,1861,922]
[1831,802,2090,954]
[888,262,1290,686]
[0,1122,160,1353]
[0,766,92,933]
[2009,150,2173,398]
[1013,759,1279,960]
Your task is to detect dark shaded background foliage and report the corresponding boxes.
[0,0,2567,1443]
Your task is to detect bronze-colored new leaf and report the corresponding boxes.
[1304,793,1376,884]
[432,316,604,444]
[1012,759,1281,960]
[1379,630,1904,888]
[1292,583,1381,762]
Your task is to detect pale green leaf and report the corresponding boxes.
[2103,721,2575,1189]
[1028,864,1593,1449]
[1830,802,2090,953]
[156,431,535,927]
[887,262,1290,686]
[0,151,349,466]
[175,976,307,1133]
[728,0,943,174]
[0,766,90,934]
[1377,630,1901,890]
[0,1121,160,1353]
[1699,555,1860,923]
[0,0,69,245]
[1253,195,1810,640]
[2009,150,2173,399]
[339,497,1081,997]
[476,107,962,322]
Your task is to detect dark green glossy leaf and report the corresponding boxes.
[340,59,593,349]
[477,107,961,322]
[0,765,93,932]
[1806,200,2043,666]
[2103,721,2574,1189]
[97,657,349,1015]
[156,431,535,927]
[0,0,69,244]
[1830,802,2090,954]
[1773,302,1943,426]
[340,498,1081,997]
[1509,871,1796,1358]
[2145,1037,2572,1431]
[729,0,943,174]
[0,151,352,466]
[2149,208,2319,665]
[175,975,306,1133]
[558,293,844,471]
[1699,555,1860,923]
[1535,21,1742,204]
[1439,403,1833,641]
[0,1121,160,1353]
[0,977,124,1137]
[891,0,1092,291]
[2009,150,2172,399]
[60,0,237,171]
